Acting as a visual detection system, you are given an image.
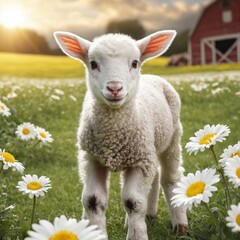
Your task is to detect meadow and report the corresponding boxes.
[0,52,240,239]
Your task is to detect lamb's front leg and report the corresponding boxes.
[81,157,109,237]
[121,168,153,240]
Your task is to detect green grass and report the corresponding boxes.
[142,57,240,76]
[0,52,85,78]
[1,52,240,78]
[0,53,240,239]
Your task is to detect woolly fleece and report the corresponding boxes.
[77,74,181,177]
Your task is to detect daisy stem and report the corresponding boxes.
[203,203,217,225]
[202,202,225,239]
[0,162,3,176]
[210,146,219,166]
[29,140,41,150]
[10,141,19,153]
[210,146,232,206]
[30,196,37,226]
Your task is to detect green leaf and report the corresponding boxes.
[210,203,227,215]
[210,235,219,240]
[0,205,15,217]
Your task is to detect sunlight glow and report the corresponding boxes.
[0,5,26,28]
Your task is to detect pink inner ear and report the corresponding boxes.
[60,36,84,55]
[143,35,169,55]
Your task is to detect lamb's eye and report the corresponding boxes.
[131,60,138,69]
[90,61,98,70]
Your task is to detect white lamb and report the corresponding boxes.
[54,30,188,240]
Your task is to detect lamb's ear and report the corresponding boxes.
[137,30,176,62]
[54,31,91,62]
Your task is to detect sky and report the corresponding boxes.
[0,0,212,48]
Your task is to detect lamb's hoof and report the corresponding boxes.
[174,224,189,236]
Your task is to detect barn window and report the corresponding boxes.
[221,0,230,8]
[215,38,236,54]
[222,10,232,23]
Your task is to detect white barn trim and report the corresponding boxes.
[200,33,240,64]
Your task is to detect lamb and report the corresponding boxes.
[54,30,188,240]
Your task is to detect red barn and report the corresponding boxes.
[189,0,240,65]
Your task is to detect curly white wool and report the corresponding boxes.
[78,75,180,176]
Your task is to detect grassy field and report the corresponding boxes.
[0,52,240,239]
[1,52,240,78]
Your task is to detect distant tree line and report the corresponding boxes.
[0,26,57,55]
[0,20,189,56]
[106,19,189,56]
[106,19,145,40]
[165,30,189,56]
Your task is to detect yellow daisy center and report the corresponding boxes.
[236,168,240,179]
[236,214,240,226]
[50,231,78,240]
[186,181,206,197]
[22,128,30,135]
[2,152,15,163]
[27,181,42,190]
[0,105,5,110]
[200,133,216,145]
[231,151,240,158]
[40,132,47,138]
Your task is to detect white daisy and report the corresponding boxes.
[224,157,240,188]
[226,203,240,232]
[16,122,37,141]
[7,91,17,99]
[70,95,77,102]
[0,100,11,117]
[185,124,230,155]
[190,83,209,92]
[211,87,230,95]
[25,215,106,240]
[17,174,51,199]
[171,168,220,210]
[220,142,240,166]
[0,149,24,173]
[50,95,61,101]
[35,127,53,143]
[54,89,64,95]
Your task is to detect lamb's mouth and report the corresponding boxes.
[106,98,124,102]
[103,93,128,103]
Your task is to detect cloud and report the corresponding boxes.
[86,0,205,32]
[0,0,209,47]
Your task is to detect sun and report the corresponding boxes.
[0,5,26,28]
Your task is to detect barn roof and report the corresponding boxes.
[189,0,219,38]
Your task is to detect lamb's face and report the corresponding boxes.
[87,35,141,108]
[54,30,176,108]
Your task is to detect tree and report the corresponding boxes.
[0,26,51,55]
[164,30,190,56]
[106,19,145,40]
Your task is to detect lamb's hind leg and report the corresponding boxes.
[160,127,188,235]
[147,169,160,218]
[81,157,109,237]
[122,168,154,240]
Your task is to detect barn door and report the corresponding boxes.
[201,34,240,64]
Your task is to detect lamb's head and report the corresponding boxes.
[54,30,176,108]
